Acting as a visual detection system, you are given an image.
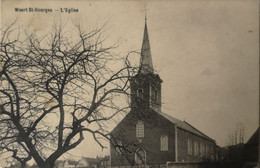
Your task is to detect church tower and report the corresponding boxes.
[130,19,162,113]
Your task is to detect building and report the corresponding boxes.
[99,156,110,168]
[213,128,259,168]
[21,157,105,168]
[243,128,259,167]
[76,157,100,168]
[110,19,217,167]
[57,160,78,168]
[54,157,100,168]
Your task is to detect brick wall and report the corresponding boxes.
[177,128,216,162]
[110,109,176,166]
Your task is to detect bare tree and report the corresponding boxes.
[0,20,138,168]
[227,122,245,146]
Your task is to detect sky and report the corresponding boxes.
[1,0,259,162]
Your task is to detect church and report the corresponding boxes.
[110,19,217,167]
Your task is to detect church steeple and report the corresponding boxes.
[140,18,154,74]
[130,18,162,113]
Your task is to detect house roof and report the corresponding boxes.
[54,160,78,168]
[68,160,78,165]
[158,112,215,142]
[100,155,110,161]
[246,127,259,145]
[81,157,99,164]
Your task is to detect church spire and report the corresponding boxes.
[140,18,154,74]
[130,17,162,113]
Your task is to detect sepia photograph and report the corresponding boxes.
[0,0,259,168]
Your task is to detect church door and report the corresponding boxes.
[135,148,146,165]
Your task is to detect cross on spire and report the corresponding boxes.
[142,6,149,23]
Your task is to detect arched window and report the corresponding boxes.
[211,145,214,153]
[149,86,152,105]
[135,148,146,165]
[200,143,205,156]
[114,140,122,155]
[154,90,158,101]
[205,145,209,155]
[137,89,143,99]
[188,139,192,155]
[136,121,144,138]
[194,141,199,156]
[149,86,158,103]
[160,135,168,151]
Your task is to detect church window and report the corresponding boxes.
[188,139,192,155]
[137,89,143,99]
[135,148,146,165]
[200,143,205,156]
[149,86,159,110]
[206,145,209,153]
[210,145,214,154]
[160,135,168,151]
[136,121,144,138]
[154,90,158,102]
[115,140,122,155]
[150,86,158,102]
[194,141,199,156]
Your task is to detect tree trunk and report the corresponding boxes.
[20,162,26,168]
[37,161,55,168]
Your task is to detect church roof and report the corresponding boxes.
[158,112,215,142]
[140,19,154,74]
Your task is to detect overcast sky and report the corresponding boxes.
[1,0,259,160]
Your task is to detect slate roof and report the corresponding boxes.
[158,112,215,142]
